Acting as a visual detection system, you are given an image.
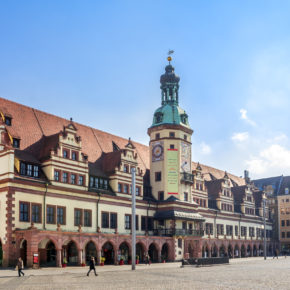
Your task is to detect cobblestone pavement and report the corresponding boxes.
[0,257,290,290]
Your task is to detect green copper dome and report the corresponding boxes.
[150,62,191,130]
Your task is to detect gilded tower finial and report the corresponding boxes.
[167,50,174,63]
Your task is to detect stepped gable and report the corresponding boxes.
[192,161,245,186]
[0,97,149,173]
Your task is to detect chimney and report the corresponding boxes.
[244,170,250,184]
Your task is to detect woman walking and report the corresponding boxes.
[87,257,98,276]
[17,257,25,277]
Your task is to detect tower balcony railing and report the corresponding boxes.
[181,172,194,184]
[151,228,204,237]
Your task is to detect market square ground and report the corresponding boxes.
[0,257,290,289]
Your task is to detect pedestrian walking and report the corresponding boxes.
[17,257,25,277]
[87,257,98,276]
[273,249,278,259]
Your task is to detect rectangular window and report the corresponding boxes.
[282,232,285,238]
[136,186,140,196]
[123,165,128,173]
[104,179,108,190]
[136,215,139,230]
[282,220,285,227]
[89,176,94,187]
[184,134,187,140]
[54,170,60,181]
[57,207,66,225]
[147,217,154,231]
[84,210,92,227]
[141,216,146,231]
[95,177,99,188]
[124,184,128,194]
[110,213,117,229]
[125,214,131,230]
[170,144,175,149]
[72,151,77,161]
[78,175,84,186]
[118,183,122,193]
[99,178,104,188]
[158,191,164,201]
[182,221,187,230]
[226,225,233,236]
[62,172,68,183]
[287,232,290,238]
[71,174,76,184]
[27,164,32,176]
[20,202,30,222]
[287,220,290,226]
[63,149,68,158]
[235,226,239,236]
[155,133,160,139]
[47,205,56,224]
[33,166,39,177]
[169,132,175,138]
[101,212,109,228]
[184,192,188,201]
[20,162,26,175]
[155,172,161,182]
[31,204,41,223]
[74,209,82,226]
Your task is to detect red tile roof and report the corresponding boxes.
[0,97,246,184]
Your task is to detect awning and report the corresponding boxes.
[154,210,205,221]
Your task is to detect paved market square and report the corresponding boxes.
[0,257,290,289]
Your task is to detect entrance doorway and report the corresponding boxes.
[102,242,114,265]
[45,241,56,267]
[119,242,130,264]
[20,240,27,266]
[66,241,78,265]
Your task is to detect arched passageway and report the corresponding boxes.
[247,245,251,257]
[39,240,57,267]
[188,244,194,259]
[0,240,2,266]
[85,241,97,264]
[136,243,145,263]
[211,245,218,257]
[20,240,27,266]
[241,245,246,258]
[119,242,130,264]
[102,242,115,265]
[219,245,226,257]
[202,246,209,258]
[65,241,78,266]
[148,243,158,263]
[228,245,233,258]
[161,243,169,261]
[234,245,239,258]
[253,245,257,256]
[259,245,263,256]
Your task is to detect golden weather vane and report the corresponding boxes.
[167,49,174,63]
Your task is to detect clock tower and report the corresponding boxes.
[148,57,194,202]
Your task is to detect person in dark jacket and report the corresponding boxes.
[17,257,25,277]
[87,257,98,276]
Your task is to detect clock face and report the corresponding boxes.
[152,142,164,162]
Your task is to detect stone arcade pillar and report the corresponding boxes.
[56,249,62,267]
[78,249,82,266]
[97,249,101,265]
[158,249,162,263]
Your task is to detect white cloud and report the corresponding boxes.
[231,132,249,142]
[239,108,256,126]
[200,142,211,155]
[246,144,290,177]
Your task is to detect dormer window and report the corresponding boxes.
[5,117,11,126]
[13,138,20,148]
[72,151,78,161]
[63,149,69,159]
[19,162,39,178]
[155,112,163,123]
[181,114,188,124]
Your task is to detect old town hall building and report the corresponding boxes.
[0,59,275,267]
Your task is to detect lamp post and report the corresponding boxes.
[263,193,267,260]
[131,167,136,270]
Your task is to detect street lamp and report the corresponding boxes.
[263,193,267,260]
[131,167,136,270]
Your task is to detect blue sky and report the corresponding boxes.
[1,0,290,179]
